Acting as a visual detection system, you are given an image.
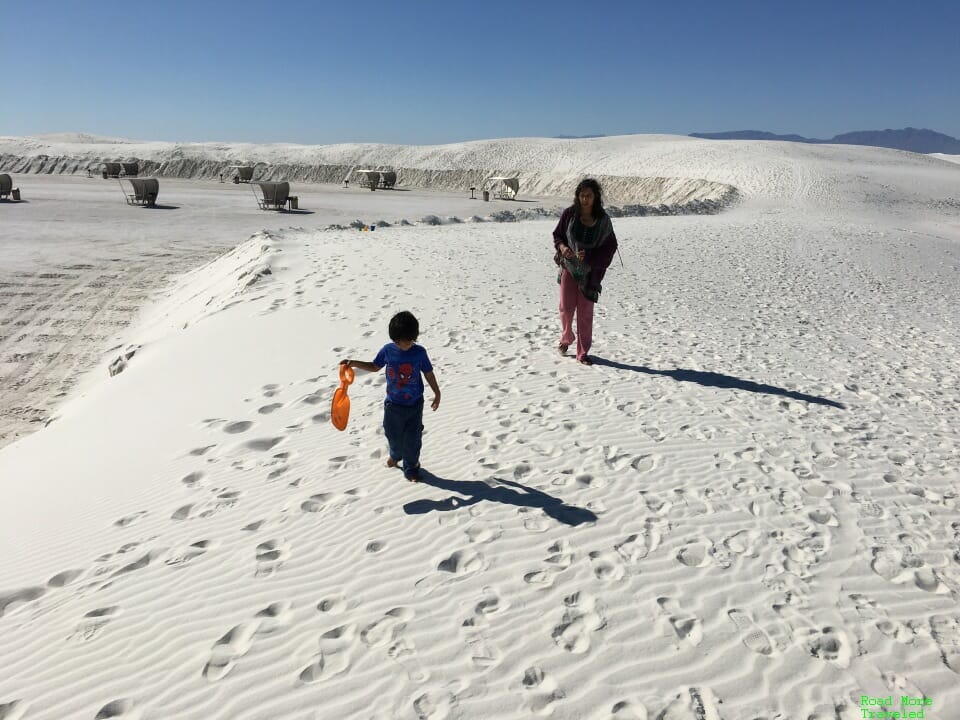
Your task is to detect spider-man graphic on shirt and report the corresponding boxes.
[386,362,415,398]
[374,343,433,406]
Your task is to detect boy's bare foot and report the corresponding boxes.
[386,457,399,468]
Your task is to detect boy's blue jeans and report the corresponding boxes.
[383,399,423,476]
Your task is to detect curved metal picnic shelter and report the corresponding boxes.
[253,181,290,210]
[488,176,519,199]
[120,177,159,206]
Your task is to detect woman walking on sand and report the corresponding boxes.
[553,178,618,365]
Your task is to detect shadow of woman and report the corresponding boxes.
[589,357,846,409]
[403,472,597,527]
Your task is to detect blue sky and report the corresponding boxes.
[1,0,958,144]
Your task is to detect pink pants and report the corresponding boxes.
[559,269,594,360]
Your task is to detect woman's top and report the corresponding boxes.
[552,205,618,293]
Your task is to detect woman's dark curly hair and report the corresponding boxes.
[573,178,605,219]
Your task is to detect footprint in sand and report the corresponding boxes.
[460,587,509,669]
[522,666,565,716]
[589,550,625,581]
[782,530,831,576]
[524,541,575,588]
[642,426,666,442]
[0,700,28,720]
[673,487,712,516]
[223,421,254,434]
[658,597,703,647]
[576,473,606,490]
[258,403,283,415]
[261,384,281,398]
[658,688,723,720]
[203,602,292,681]
[847,592,881,620]
[412,686,461,720]
[475,588,508,617]
[676,541,712,568]
[870,546,944,591]
[514,463,532,479]
[641,493,673,516]
[544,540,575,572]
[94,699,142,719]
[171,503,194,521]
[299,391,325,406]
[244,437,285,452]
[727,608,773,655]
[602,447,635,471]
[47,568,84,588]
[188,444,217,457]
[930,614,960,674]
[113,511,147,528]
[266,465,289,481]
[301,493,334,513]
[552,591,605,654]
[387,634,430,682]
[879,670,928,709]
[361,607,415,648]
[518,508,550,534]
[69,605,121,642]
[594,699,648,719]
[255,601,294,635]
[630,454,657,473]
[722,529,762,558]
[464,524,503,544]
[165,540,215,567]
[181,471,205,488]
[807,508,839,526]
[803,482,834,499]
[203,621,259,681]
[875,617,916,644]
[437,549,485,576]
[803,626,852,668]
[460,623,502,672]
[615,522,664,563]
[105,550,162,584]
[299,623,358,683]
[213,489,242,510]
[255,539,290,577]
[523,570,555,588]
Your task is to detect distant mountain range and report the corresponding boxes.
[689,127,960,154]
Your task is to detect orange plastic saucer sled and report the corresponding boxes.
[331,364,355,431]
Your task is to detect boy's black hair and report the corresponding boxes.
[389,311,419,342]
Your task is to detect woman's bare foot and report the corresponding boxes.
[386,457,399,468]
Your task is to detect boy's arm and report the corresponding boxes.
[341,359,381,373]
[424,370,441,410]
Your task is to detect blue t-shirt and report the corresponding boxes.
[373,343,433,406]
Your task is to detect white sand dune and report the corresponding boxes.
[4,132,958,209]
[0,135,959,719]
[930,153,960,166]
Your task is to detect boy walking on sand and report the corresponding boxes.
[341,311,441,482]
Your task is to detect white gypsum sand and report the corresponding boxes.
[0,134,958,720]
[0,173,561,449]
